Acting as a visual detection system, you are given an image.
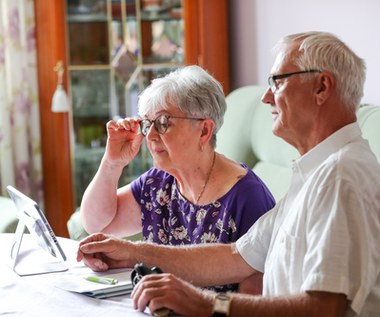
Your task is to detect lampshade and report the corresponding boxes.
[51,84,70,112]
[51,61,70,112]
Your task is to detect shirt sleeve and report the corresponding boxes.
[236,204,279,273]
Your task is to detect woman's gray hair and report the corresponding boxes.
[274,31,366,111]
[138,65,226,147]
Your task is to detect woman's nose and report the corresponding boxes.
[146,123,158,140]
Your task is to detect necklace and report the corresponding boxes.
[195,152,216,205]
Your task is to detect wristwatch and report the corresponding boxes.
[211,293,231,317]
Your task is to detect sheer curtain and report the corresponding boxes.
[0,0,43,204]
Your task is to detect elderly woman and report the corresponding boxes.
[80,65,274,247]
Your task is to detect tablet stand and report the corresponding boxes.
[8,220,68,276]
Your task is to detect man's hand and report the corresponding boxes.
[131,273,214,317]
[76,233,136,271]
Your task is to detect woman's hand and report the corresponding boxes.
[76,233,136,271]
[104,118,144,167]
[132,273,214,317]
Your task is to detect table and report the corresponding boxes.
[0,233,148,317]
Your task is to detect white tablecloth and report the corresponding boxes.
[0,233,148,317]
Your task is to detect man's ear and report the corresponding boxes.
[315,71,334,105]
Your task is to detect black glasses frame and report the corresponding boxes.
[139,115,205,136]
[268,69,321,93]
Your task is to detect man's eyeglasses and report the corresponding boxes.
[139,115,204,136]
[268,69,321,93]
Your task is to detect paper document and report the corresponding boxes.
[54,267,133,299]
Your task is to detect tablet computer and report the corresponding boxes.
[6,185,67,276]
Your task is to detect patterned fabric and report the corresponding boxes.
[0,0,43,203]
[131,165,275,245]
[131,165,275,292]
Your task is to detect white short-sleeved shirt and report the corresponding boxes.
[236,123,380,317]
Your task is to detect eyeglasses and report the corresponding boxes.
[139,115,205,136]
[268,69,321,93]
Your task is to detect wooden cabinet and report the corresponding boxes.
[34,0,229,237]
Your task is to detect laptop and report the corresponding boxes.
[6,185,67,276]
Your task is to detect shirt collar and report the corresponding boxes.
[292,122,362,180]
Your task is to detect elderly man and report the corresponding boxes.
[77,32,380,317]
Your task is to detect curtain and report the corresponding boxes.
[0,0,43,204]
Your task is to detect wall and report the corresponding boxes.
[229,0,380,104]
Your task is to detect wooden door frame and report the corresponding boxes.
[183,0,230,94]
[34,0,74,237]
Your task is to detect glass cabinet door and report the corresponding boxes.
[65,0,184,206]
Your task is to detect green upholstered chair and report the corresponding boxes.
[216,85,380,201]
[66,85,380,239]
[67,207,142,241]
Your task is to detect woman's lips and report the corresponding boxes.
[151,148,165,155]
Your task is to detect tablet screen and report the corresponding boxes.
[6,185,66,262]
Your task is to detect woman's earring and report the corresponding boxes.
[200,143,204,152]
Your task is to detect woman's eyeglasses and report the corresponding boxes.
[139,115,204,136]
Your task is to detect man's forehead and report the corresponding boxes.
[271,52,291,73]
[270,45,300,73]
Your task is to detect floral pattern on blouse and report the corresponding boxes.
[131,166,275,292]
[141,182,234,245]
[131,167,275,246]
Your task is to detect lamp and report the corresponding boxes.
[51,61,70,112]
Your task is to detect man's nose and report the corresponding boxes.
[261,87,274,105]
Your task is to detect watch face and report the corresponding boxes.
[213,293,231,316]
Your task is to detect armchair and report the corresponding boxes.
[216,85,380,201]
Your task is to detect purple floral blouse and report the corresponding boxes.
[131,165,275,245]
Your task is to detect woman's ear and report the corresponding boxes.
[199,119,215,148]
[200,119,214,137]
[315,71,334,105]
